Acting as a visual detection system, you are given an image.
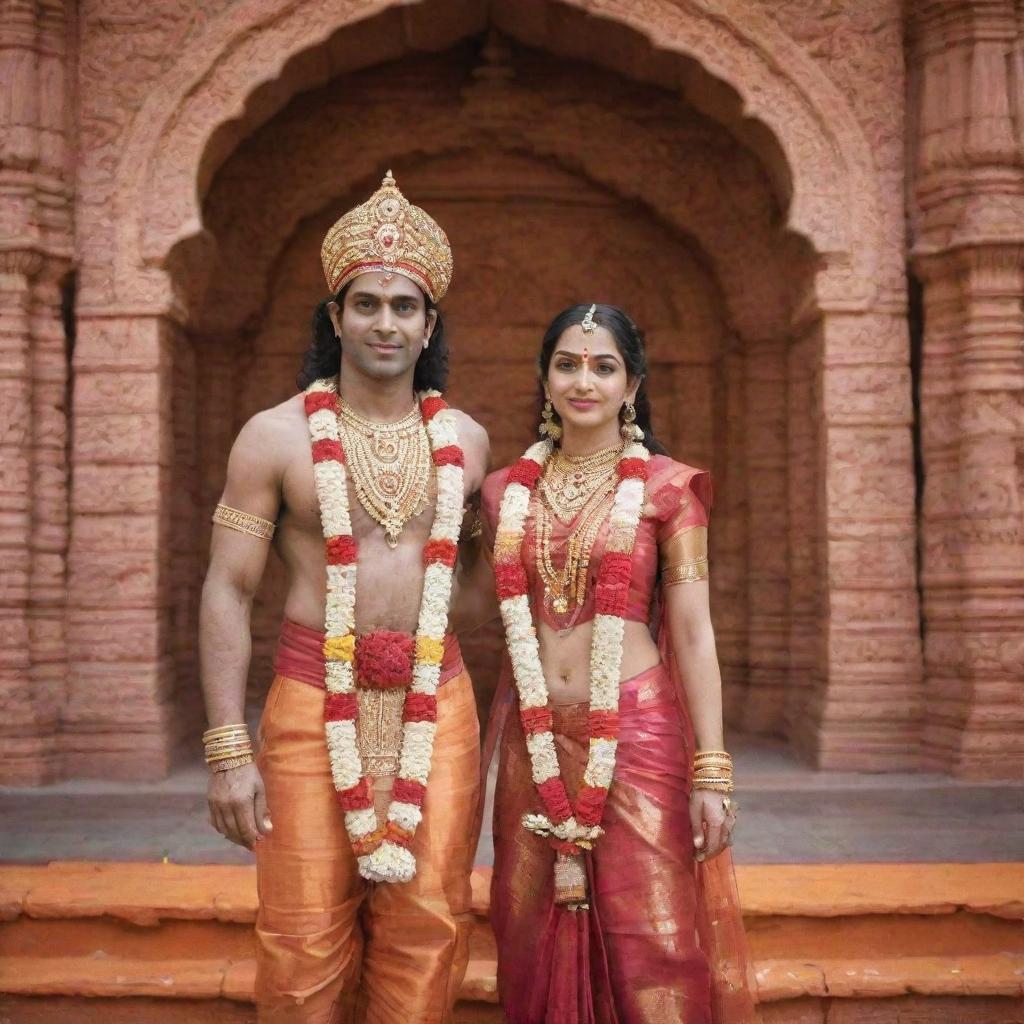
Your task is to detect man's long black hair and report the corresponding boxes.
[296,282,450,393]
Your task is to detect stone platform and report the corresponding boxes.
[2,739,1023,1022]
[2,738,1022,865]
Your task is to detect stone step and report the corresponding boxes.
[1,861,1022,1020]
[3,951,1023,1005]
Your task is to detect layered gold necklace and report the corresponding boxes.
[337,399,432,548]
[534,443,622,616]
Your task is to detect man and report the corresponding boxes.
[199,171,489,1023]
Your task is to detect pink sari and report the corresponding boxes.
[481,458,758,1024]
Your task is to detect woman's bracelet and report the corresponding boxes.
[693,749,734,793]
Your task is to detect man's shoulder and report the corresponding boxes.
[446,407,489,452]
[231,394,308,464]
[240,394,307,440]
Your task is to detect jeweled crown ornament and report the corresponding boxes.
[580,304,598,333]
[321,171,454,301]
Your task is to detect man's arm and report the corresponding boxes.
[448,411,499,634]
[199,413,282,849]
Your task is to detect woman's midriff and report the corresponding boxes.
[544,658,677,725]
[538,618,661,704]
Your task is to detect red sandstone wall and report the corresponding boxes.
[8,0,1017,783]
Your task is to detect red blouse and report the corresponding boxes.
[482,454,711,630]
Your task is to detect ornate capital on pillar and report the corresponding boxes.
[909,0,1023,252]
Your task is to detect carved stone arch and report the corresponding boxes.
[199,68,796,342]
[102,0,885,317]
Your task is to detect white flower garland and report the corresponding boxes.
[305,379,464,883]
[494,438,650,850]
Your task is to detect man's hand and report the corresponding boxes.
[207,762,273,849]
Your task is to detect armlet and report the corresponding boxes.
[660,526,708,586]
[212,503,276,540]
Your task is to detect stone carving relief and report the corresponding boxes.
[72,0,888,321]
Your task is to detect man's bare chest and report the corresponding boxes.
[281,455,441,547]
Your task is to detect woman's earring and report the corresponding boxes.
[540,399,562,441]
[620,401,644,442]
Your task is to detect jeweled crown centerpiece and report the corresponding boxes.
[320,171,454,301]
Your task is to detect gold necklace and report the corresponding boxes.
[336,398,432,548]
[539,444,623,523]
[534,444,622,615]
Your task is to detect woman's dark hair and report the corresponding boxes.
[536,303,668,455]
[296,281,450,393]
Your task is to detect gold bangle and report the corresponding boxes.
[204,731,250,742]
[204,736,251,750]
[203,724,250,741]
[209,754,254,773]
[204,737,253,751]
[204,733,251,748]
[212,504,276,541]
[206,748,254,764]
[693,780,734,793]
[205,741,253,755]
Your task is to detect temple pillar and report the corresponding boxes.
[0,251,47,782]
[741,338,789,734]
[65,314,184,778]
[783,320,821,747]
[715,341,749,723]
[0,0,72,783]
[910,0,1024,779]
[789,306,922,770]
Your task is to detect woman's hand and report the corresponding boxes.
[208,761,273,850]
[689,788,738,863]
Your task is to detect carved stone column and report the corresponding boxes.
[741,338,789,734]
[788,305,923,770]
[0,0,72,784]
[0,250,50,782]
[910,0,1024,779]
[66,314,184,779]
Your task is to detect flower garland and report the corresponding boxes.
[304,379,465,883]
[494,438,650,853]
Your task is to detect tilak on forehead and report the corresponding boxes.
[320,170,453,301]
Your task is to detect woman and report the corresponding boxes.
[480,304,757,1023]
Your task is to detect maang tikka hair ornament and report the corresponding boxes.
[581,304,598,334]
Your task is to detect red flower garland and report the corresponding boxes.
[354,629,415,689]
[423,539,458,567]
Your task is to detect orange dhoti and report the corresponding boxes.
[254,621,480,1024]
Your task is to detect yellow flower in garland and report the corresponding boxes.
[415,636,446,666]
[323,634,356,662]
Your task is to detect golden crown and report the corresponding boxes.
[320,171,453,302]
